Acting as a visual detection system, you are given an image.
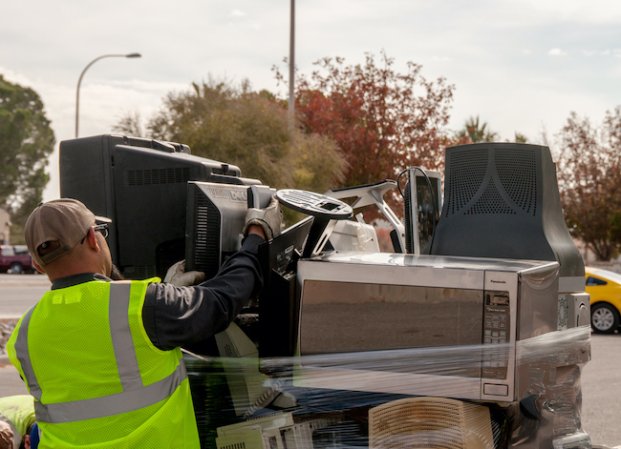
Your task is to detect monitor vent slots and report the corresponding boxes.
[127,167,190,186]
[192,194,221,275]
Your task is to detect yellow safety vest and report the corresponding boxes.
[7,279,200,449]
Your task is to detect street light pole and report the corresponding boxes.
[75,53,142,138]
[288,0,295,131]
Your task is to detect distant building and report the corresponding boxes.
[0,208,9,244]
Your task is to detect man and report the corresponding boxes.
[7,197,281,448]
[0,395,37,449]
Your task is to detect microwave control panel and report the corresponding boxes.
[482,291,510,379]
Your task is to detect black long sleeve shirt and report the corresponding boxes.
[50,234,264,352]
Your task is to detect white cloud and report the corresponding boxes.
[230,9,245,17]
[548,48,568,56]
[0,66,35,88]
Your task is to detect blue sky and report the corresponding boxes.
[1,0,621,199]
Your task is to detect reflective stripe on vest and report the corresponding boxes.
[14,307,41,400]
[14,281,187,424]
[109,283,142,390]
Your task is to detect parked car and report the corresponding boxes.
[585,267,621,333]
[0,244,34,274]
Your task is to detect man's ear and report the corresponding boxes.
[85,228,101,251]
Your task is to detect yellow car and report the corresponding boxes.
[586,267,621,333]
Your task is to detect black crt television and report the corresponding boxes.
[59,134,260,279]
[428,143,584,280]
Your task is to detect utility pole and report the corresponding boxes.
[288,0,295,132]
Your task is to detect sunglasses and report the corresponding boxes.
[80,223,110,244]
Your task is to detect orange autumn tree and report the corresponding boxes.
[556,109,621,261]
[281,52,455,188]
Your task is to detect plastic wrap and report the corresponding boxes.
[184,325,591,449]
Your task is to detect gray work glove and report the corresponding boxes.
[243,196,282,240]
[164,260,206,287]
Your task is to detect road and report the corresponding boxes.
[0,273,48,316]
[582,335,621,447]
[0,273,620,446]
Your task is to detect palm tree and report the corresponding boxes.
[457,116,498,143]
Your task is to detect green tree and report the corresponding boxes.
[456,116,498,143]
[113,111,144,136]
[118,80,346,193]
[556,109,621,261]
[455,117,529,144]
[0,75,55,242]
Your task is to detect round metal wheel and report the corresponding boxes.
[591,303,619,334]
[9,262,23,274]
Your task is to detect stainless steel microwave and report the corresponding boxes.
[293,253,560,403]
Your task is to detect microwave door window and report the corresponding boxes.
[299,280,484,378]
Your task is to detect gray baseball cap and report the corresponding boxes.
[25,199,110,267]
